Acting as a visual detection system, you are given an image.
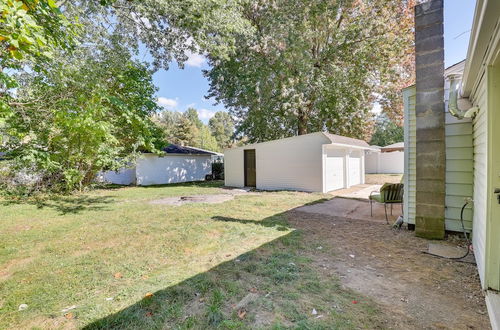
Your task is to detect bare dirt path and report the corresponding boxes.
[288,201,490,329]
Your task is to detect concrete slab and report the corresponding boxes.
[295,197,402,223]
[330,184,383,200]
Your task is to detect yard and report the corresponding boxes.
[0,181,489,329]
[0,182,380,329]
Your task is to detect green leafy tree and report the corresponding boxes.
[1,0,78,117]
[173,115,199,147]
[205,0,414,142]
[208,111,234,150]
[184,108,203,129]
[197,125,220,152]
[78,0,252,69]
[153,110,183,144]
[369,115,403,147]
[3,42,163,192]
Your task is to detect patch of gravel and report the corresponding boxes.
[149,188,257,206]
[149,194,235,206]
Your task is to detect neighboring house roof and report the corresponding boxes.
[162,144,220,156]
[444,60,466,77]
[322,132,371,149]
[380,142,404,152]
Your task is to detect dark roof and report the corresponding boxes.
[162,144,218,155]
[323,132,370,149]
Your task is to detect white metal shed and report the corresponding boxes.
[224,132,370,193]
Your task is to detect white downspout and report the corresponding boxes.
[448,74,479,119]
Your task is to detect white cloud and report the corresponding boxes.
[157,97,178,109]
[185,52,206,67]
[198,108,216,120]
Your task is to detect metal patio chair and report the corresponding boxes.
[369,183,404,224]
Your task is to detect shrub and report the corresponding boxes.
[212,162,224,180]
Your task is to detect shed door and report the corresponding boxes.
[244,149,256,187]
[348,156,361,186]
[325,149,345,192]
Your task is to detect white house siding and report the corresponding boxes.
[472,75,488,287]
[444,113,474,232]
[403,87,417,225]
[136,154,212,186]
[99,167,136,185]
[365,151,404,174]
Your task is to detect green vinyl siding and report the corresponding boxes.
[403,86,416,225]
[445,113,474,233]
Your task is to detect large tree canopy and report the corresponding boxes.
[77,0,252,69]
[205,0,415,142]
[1,0,252,192]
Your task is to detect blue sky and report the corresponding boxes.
[152,0,477,122]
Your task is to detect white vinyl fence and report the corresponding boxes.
[365,151,404,174]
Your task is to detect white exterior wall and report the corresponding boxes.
[472,75,488,287]
[365,151,404,174]
[225,133,330,192]
[224,133,367,193]
[136,154,212,186]
[224,147,245,188]
[100,167,136,185]
[403,87,417,225]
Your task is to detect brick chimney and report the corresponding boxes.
[414,0,445,239]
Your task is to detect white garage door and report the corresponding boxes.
[348,156,361,186]
[325,150,345,192]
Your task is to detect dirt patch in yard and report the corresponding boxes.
[366,173,403,184]
[149,189,255,206]
[287,201,490,329]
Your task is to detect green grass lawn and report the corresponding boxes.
[0,182,382,329]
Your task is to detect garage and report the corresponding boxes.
[224,132,370,193]
[99,144,221,186]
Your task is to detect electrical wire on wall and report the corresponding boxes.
[422,198,473,261]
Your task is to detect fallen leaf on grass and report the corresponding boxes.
[145,311,153,317]
[249,287,257,293]
[145,292,153,298]
[352,300,358,304]
[64,312,74,319]
[237,309,246,319]
[114,272,123,279]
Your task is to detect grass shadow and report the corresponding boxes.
[81,205,381,329]
[0,195,115,215]
[211,216,290,231]
[83,239,377,329]
[94,180,225,191]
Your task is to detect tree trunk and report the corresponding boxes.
[297,110,308,135]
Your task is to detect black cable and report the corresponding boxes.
[422,200,472,260]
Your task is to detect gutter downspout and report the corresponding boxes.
[448,74,479,119]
